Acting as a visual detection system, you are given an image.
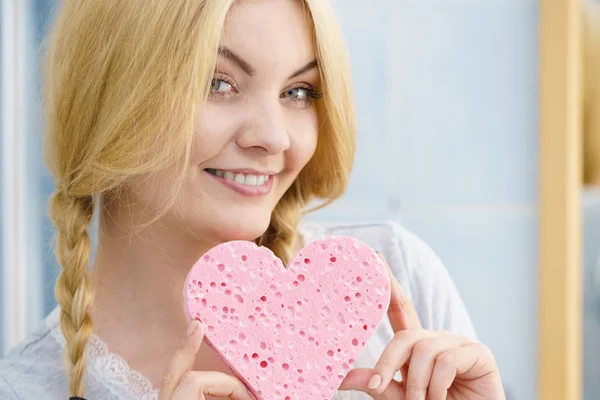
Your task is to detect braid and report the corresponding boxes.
[50,190,95,398]
[258,185,305,265]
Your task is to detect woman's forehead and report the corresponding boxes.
[220,0,316,64]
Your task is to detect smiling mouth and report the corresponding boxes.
[205,168,272,187]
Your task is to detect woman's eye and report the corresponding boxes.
[210,79,233,93]
[282,88,309,99]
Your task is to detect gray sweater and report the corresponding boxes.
[0,221,477,400]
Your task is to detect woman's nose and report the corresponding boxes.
[236,101,291,154]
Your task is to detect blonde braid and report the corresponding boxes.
[50,190,95,398]
[258,183,305,265]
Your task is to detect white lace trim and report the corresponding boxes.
[48,309,378,400]
[48,308,159,400]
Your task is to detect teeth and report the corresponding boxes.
[245,174,257,185]
[210,169,272,186]
[234,173,245,184]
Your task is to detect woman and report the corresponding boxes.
[0,0,505,399]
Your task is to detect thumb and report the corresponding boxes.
[338,369,406,400]
[158,320,205,399]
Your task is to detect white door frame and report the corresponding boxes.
[1,0,43,356]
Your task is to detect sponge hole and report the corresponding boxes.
[233,294,244,303]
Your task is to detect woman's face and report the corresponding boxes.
[136,0,320,244]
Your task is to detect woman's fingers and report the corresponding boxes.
[376,252,422,332]
[343,340,502,400]
[171,371,254,400]
[368,330,442,395]
[427,352,456,400]
[338,368,405,400]
[428,343,502,399]
[404,335,470,400]
[158,320,254,400]
[159,320,205,400]
[338,368,376,392]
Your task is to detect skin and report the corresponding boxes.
[89,1,506,399]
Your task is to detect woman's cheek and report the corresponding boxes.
[191,104,242,163]
[288,111,319,168]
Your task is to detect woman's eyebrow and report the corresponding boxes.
[218,46,255,76]
[217,46,318,80]
[287,59,318,80]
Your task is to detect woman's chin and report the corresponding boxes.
[213,215,272,243]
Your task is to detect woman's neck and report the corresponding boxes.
[91,205,213,331]
[88,205,227,385]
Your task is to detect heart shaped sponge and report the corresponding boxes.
[183,236,391,400]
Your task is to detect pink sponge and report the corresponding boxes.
[183,236,391,400]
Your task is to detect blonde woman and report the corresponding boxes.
[0,1,504,399]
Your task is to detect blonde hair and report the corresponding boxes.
[41,0,355,396]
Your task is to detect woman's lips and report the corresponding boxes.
[205,168,274,196]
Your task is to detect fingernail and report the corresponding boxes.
[368,374,382,390]
[187,320,198,336]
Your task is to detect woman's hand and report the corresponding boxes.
[158,320,254,400]
[339,255,506,400]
